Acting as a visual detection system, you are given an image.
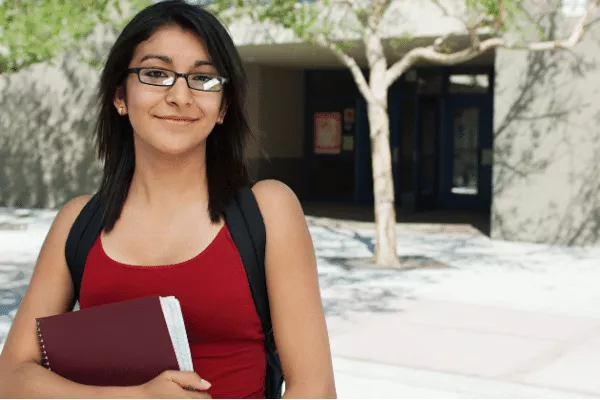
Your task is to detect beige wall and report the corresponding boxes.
[245,63,307,158]
[492,16,600,246]
[258,67,305,158]
[245,64,306,186]
[244,62,263,178]
[244,64,306,193]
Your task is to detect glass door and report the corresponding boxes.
[414,97,440,211]
[452,106,479,196]
[442,95,492,210]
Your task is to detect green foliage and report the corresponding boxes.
[465,0,527,32]
[387,33,413,52]
[209,0,333,42]
[209,0,546,46]
[0,0,151,74]
[256,0,322,40]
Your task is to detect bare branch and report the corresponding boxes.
[433,33,452,50]
[431,0,470,27]
[527,0,599,50]
[337,1,365,37]
[494,0,504,30]
[308,0,362,40]
[339,0,362,15]
[360,0,390,33]
[430,0,454,18]
[314,34,376,104]
[385,0,599,87]
[373,0,390,21]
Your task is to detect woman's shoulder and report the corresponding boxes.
[250,179,304,227]
[59,195,94,218]
[251,180,300,212]
[251,179,296,197]
[51,195,94,233]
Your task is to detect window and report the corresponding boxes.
[416,69,443,95]
[562,0,587,17]
[448,74,489,94]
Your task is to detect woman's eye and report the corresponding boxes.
[191,74,212,82]
[145,69,167,78]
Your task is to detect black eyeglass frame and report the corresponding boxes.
[126,67,228,92]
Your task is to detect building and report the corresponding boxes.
[233,1,495,213]
[229,0,600,246]
[1,0,598,246]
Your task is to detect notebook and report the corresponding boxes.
[35,295,193,387]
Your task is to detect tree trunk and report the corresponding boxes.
[367,88,399,267]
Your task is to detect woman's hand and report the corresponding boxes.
[134,370,212,399]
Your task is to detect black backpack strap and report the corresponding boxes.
[224,185,283,399]
[65,193,104,302]
[66,187,284,397]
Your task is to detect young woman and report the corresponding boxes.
[0,1,336,398]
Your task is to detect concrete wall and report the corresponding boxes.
[253,67,306,196]
[227,0,466,46]
[0,54,103,209]
[244,63,263,178]
[492,14,600,246]
[0,51,306,209]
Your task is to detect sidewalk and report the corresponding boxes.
[310,218,600,397]
[2,208,600,397]
[332,357,591,398]
[328,301,600,398]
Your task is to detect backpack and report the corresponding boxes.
[64,185,284,398]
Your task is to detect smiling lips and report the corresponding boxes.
[155,115,199,124]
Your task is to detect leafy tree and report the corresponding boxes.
[210,0,599,266]
[0,0,151,73]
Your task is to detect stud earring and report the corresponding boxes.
[119,107,124,115]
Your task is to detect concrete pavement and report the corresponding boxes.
[310,216,600,397]
[2,208,600,397]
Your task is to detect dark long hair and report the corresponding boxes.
[95,0,254,232]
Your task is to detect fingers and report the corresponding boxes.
[185,389,212,399]
[162,370,212,391]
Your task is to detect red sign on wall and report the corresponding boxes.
[314,112,341,154]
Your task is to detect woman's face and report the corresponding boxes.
[115,25,226,156]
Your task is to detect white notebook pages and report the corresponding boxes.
[159,296,194,371]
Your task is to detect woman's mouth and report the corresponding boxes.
[155,115,199,125]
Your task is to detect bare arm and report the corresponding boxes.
[252,180,337,399]
[0,196,140,398]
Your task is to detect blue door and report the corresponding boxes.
[441,95,493,210]
[414,96,441,211]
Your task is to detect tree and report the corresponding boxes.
[0,0,151,74]
[210,0,599,266]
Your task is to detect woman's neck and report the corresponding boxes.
[128,141,209,210]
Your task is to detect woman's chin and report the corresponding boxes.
[134,131,207,157]
[150,139,204,157]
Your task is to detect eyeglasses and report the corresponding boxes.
[127,67,228,92]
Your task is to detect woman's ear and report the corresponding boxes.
[218,101,229,124]
[113,86,127,116]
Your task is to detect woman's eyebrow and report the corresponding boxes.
[139,54,214,68]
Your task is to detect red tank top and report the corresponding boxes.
[79,225,266,399]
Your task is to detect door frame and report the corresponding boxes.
[414,95,442,211]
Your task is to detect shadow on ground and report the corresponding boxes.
[303,203,491,236]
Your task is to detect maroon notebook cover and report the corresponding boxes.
[35,296,181,387]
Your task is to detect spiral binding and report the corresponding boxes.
[35,319,51,371]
